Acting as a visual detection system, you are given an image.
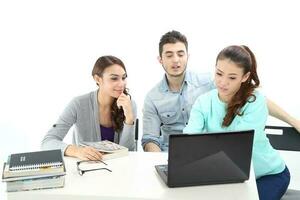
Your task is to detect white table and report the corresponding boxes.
[1,152,259,200]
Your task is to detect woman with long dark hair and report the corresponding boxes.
[42,55,136,160]
[184,45,290,200]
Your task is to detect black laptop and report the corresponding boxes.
[155,130,254,187]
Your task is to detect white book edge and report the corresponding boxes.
[102,150,129,160]
[80,140,128,153]
[6,175,65,192]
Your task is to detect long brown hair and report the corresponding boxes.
[92,55,129,133]
[216,45,260,127]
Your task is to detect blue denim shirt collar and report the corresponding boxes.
[159,72,191,93]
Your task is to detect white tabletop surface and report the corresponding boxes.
[1,152,261,200]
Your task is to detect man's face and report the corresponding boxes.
[159,42,188,78]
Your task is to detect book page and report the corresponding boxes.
[80,141,127,153]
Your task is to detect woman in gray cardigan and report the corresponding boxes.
[41,56,137,160]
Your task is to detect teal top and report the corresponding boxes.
[183,89,285,178]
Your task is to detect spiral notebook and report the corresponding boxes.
[8,149,63,171]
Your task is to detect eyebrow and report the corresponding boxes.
[109,73,127,77]
[164,50,185,54]
[216,68,238,76]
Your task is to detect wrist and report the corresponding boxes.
[124,112,134,125]
[66,145,80,157]
[124,117,135,125]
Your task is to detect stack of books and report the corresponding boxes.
[1,149,66,192]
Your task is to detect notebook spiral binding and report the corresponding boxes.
[10,162,63,171]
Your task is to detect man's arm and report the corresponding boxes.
[267,98,300,133]
[141,95,163,151]
[144,142,161,152]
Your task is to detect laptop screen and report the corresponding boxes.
[167,130,254,187]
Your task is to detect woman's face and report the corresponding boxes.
[215,59,250,102]
[95,64,127,98]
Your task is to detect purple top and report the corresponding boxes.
[100,125,114,142]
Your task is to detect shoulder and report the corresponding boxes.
[70,90,96,108]
[185,71,214,87]
[243,90,267,113]
[144,79,166,101]
[248,90,266,105]
[194,89,216,106]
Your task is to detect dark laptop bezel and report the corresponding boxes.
[156,130,254,187]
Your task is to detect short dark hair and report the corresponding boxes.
[159,30,188,57]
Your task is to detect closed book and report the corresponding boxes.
[80,140,128,160]
[2,162,66,181]
[9,149,63,171]
[6,175,65,192]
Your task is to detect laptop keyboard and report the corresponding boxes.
[163,169,168,175]
[161,165,168,175]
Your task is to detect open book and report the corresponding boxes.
[80,140,128,160]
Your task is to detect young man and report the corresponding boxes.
[142,30,300,152]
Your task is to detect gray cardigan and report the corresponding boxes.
[41,90,137,153]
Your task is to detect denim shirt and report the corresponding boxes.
[142,71,214,151]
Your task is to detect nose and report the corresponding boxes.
[172,54,180,63]
[117,79,126,88]
[218,77,228,87]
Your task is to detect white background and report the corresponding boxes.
[0,0,299,159]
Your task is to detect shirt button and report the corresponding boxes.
[186,122,188,125]
[182,108,185,111]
